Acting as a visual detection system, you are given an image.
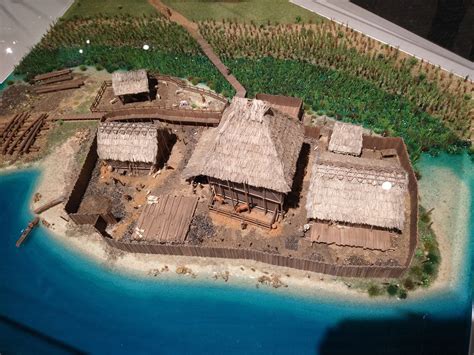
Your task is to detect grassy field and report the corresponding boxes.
[63,0,158,19]
[162,0,323,24]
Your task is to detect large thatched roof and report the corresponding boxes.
[112,69,149,96]
[306,151,408,230]
[97,122,158,163]
[328,122,363,156]
[183,97,305,193]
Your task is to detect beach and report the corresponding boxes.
[21,135,470,301]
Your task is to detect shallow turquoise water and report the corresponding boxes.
[0,154,472,354]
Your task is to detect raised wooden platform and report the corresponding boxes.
[309,222,394,251]
[132,195,198,244]
[209,202,277,229]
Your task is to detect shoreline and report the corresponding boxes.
[3,136,469,303]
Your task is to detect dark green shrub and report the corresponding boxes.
[387,284,399,297]
[6,80,14,86]
[79,65,87,71]
[95,64,104,71]
[368,284,381,297]
[423,262,435,276]
[398,288,408,299]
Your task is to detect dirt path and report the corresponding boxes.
[149,0,247,98]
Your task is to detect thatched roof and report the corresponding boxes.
[328,122,363,156]
[183,97,304,193]
[306,151,408,230]
[97,122,158,163]
[112,69,149,96]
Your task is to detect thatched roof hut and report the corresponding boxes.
[97,122,158,164]
[183,97,304,193]
[112,69,149,97]
[306,151,408,230]
[328,122,363,156]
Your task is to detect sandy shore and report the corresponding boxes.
[14,136,469,301]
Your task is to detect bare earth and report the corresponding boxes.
[19,134,464,301]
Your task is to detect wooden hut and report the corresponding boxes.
[183,97,304,224]
[112,69,150,103]
[328,122,364,156]
[255,93,303,121]
[306,149,408,250]
[97,122,168,174]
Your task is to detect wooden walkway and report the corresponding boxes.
[149,0,246,98]
[310,222,393,251]
[132,195,198,244]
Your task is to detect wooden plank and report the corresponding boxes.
[34,69,72,81]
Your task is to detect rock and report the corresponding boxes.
[303,223,311,232]
[176,266,193,275]
[33,192,42,203]
[107,165,113,172]
[271,223,278,229]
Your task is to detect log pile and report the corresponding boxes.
[33,69,84,94]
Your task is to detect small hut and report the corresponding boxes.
[328,122,364,156]
[255,93,303,121]
[97,122,168,174]
[112,69,150,103]
[183,97,304,223]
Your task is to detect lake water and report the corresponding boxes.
[0,153,472,354]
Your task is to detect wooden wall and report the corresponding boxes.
[209,177,283,212]
[103,237,406,278]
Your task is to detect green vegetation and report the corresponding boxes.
[200,21,473,142]
[162,0,323,24]
[361,206,440,299]
[14,15,233,96]
[367,284,382,297]
[224,57,465,159]
[63,0,158,19]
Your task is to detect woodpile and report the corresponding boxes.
[33,69,84,94]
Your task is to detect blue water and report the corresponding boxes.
[0,154,472,354]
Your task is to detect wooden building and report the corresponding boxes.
[255,93,303,121]
[97,122,169,174]
[183,97,304,224]
[306,123,409,250]
[111,69,150,103]
[328,121,364,156]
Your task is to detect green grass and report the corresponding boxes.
[63,0,158,19]
[162,0,323,24]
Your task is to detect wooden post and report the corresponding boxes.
[263,188,267,214]
[227,180,236,207]
[244,182,251,213]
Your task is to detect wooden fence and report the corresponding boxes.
[104,108,222,126]
[103,237,406,278]
[64,136,99,224]
[65,126,418,279]
[90,75,228,113]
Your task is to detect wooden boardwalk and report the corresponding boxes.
[149,0,247,98]
[132,195,198,244]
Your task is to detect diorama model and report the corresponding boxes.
[1,0,470,306]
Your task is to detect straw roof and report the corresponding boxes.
[328,122,363,156]
[112,69,149,96]
[183,97,304,193]
[97,122,158,163]
[306,151,408,230]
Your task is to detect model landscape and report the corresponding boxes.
[1,0,472,304]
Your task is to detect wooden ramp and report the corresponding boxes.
[132,195,198,244]
[310,222,394,251]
